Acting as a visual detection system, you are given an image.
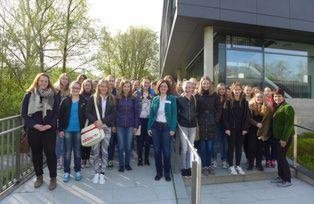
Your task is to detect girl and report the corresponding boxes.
[177,81,197,177]
[77,74,87,84]
[115,80,140,172]
[80,79,93,168]
[247,92,272,171]
[176,80,183,96]
[59,81,87,182]
[86,79,116,184]
[164,75,177,96]
[196,76,220,175]
[148,79,177,182]
[21,73,59,190]
[135,77,154,166]
[223,82,250,175]
[54,73,70,170]
[216,83,228,169]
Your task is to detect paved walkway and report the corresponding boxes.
[1,158,177,204]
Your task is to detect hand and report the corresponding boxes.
[42,125,52,131]
[148,130,152,136]
[280,140,287,147]
[133,128,138,134]
[170,131,175,136]
[59,131,65,138]
[242,131,248,135]
[225,130,231,136]
[33,124,45,131]
[112,127,116,133]
[94,120,103,129]
[257,123,262,128]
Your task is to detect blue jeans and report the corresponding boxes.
[217,123,227,162]
[55,131,64,160]
[151,122,171,177]
[64,131,81,173]
[200,139,213,167]
[117,127,133,167]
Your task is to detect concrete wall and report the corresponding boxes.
[178,0,314,33]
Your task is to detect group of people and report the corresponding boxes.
[21,72,295,191]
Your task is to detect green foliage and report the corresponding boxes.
[97,26,159,80]
[288,132,314,172]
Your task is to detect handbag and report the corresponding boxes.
[81,95,106,147]
[20,130,29,153]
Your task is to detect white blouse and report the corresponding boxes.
[156,96,167,123]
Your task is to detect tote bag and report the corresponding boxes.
[81,95,105,147]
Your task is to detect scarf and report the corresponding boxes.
[28,88,55,119]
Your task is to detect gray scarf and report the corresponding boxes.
[28,88,55,118]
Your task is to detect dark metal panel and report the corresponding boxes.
[180,0,220,8]
[221,0,257,13]
[257,0,290,18]
[290,19,314,33]
[257,14,290,29]
[290,0,314,22]
[178,2,220,19]
[220,9,257,25]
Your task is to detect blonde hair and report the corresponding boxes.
[197,76,214,95]
[27,73,55,93]
[249,91,270,116]
[95,79,115,104]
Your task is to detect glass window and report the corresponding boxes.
[226,50,263,86]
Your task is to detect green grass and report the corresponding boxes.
[288,132,314,172]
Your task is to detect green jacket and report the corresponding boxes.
[273,102,295,141]
[148,95,177,132]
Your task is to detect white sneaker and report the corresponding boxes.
[99,174,105,184]
[236,166,245,175]
[92,173,99,184]
[211,160,217,168]
[229,166,237,175]
[222,161,228,169]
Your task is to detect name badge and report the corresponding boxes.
[165,100,171,104]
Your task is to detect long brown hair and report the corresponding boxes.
[197,76,214,95]
[229,81,245,108]
[80,79,93,94]
[117,79,134,99]
[163,75,177,95]
[156,79,171,95]
[27,73,55,93]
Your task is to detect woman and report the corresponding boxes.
[176,80,183,96]
[86,79,116,184]
[216,83,228,169]
[271,88,294,187]
[80,79,93,168]
[59,81,86,182]
[148,79,177,181]
[76,74,87,84]
[135,77,154,166]
[196,76,220,175]
[177,81,197,177]
[115,80,140,172]
[247,92,272,171]
[264,87,276,168]
[21,73,59,190]
[223,82,250,175]
[54,73,70,170]
[164,75,177,96]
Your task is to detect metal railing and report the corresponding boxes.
[0,115,33,195]
[178,125,202,204]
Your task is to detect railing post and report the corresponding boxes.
[191,159,201,204]
[15,123,21,183]
[293,116,298,168]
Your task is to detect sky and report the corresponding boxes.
[87,0,164,35]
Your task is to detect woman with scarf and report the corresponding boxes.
[21,73,59,191]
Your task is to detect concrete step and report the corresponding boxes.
[183,167,296,185]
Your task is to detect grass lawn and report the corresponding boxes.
[288,132,314,172]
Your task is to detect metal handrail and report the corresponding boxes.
[0,115,21,123]
[0,126,24,137]
[178,125,201,204]
[294,124,314,132]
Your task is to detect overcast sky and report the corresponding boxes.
[87,0,164,34]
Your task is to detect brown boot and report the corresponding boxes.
[48,177,57,191]
[34,175,43,188]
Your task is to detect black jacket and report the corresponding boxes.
[223,98,250,131]
[58,95,87,131]
[85,95,116,127]
[176,95,197,128]
[21,92,59,130]
[196,92,221,140]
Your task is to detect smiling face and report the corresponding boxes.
[244,86,252,97]
[70,82,81,96]
[183,82,192,94]
[233,85,242,98]
[60,75,69,87]
[217,85,226,96]
[83,81,92,93]
[255,93,264,104]
[273,94,284,105]
[158,82,168,95]
[264,87,272,97]
[142,79,151,91]
[122,82,131,95]
[201,79,210,91]
[38,76,49,90]
[99,81,109,96]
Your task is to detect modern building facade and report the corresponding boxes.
[160,0,314,98]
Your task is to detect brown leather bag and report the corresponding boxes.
[20,131,29,153]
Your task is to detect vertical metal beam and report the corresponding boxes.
[293,116,298,168]
[204,26,214,80]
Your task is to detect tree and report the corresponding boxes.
[97,26,159,79]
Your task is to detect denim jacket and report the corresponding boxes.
[116,96,140,128]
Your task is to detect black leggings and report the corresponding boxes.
[227,128,244,167]
[28,128,57,178]
[81,146,91,160]
[247,127,263,166]
[275,137,292,182]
